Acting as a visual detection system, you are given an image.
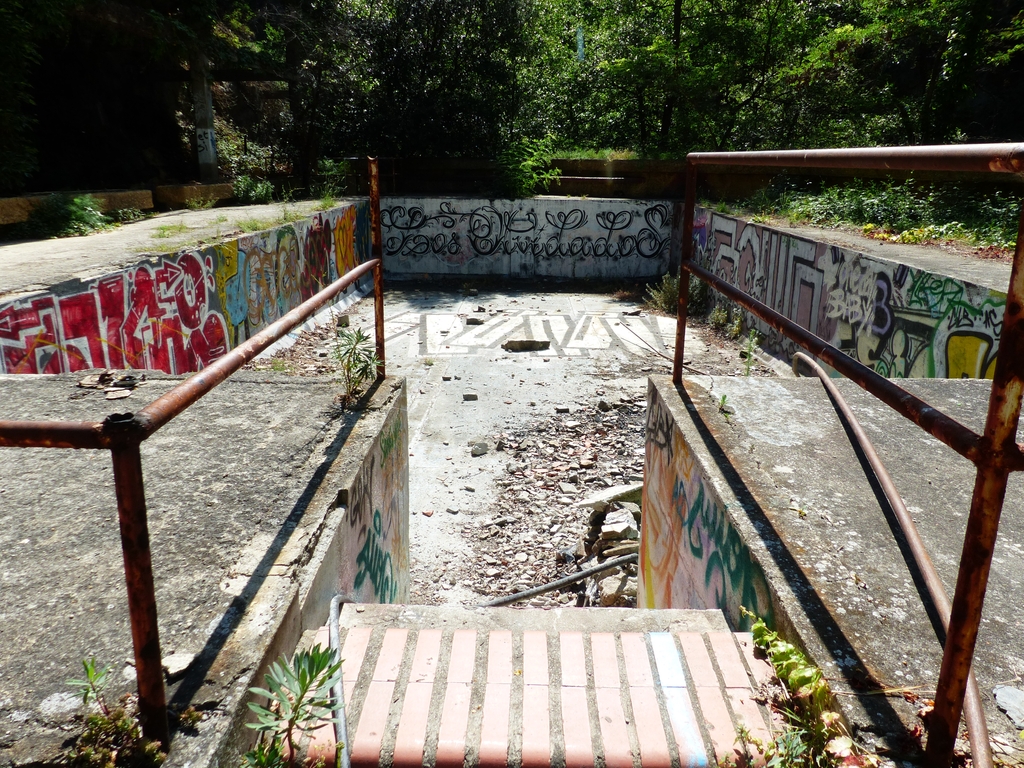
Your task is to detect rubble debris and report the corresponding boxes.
[464,391,479,401]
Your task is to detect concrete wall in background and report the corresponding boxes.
[641,377,773,630]
[381,197,672,279]
[0,202,371,375]
[694,208,1006,379]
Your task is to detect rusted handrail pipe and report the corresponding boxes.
[679,260,1009,468]
[136,258,380,436]
[0,419,108,449]
[793,352,993,768]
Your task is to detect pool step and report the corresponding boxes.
[302,604,777,767]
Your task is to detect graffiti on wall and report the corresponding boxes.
[640,381,773,629]
[0,204,370,374]
[693,208,1006,379]
[344,391,409,603]
[381,197,671,278]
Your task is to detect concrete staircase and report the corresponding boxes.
[305,605,777,767]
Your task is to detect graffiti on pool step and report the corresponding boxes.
[641,381,773,629]
[694,208,1006,379]
[0,204,370,374]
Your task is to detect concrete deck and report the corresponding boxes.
[0,200,336,300]
[0,372,406,768]
[669,374,1024,761]
[302,604,776,767]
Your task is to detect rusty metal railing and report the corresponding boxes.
[0,158,388,749]
[672,143,1024,767]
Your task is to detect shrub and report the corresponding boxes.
[21,193,109,238]
[498,135,562,198]
[644,273,710,316]
[234,175,275,205]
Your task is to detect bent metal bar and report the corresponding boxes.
[0,158,389,749]
[672,143,1024,767]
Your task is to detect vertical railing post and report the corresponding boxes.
[110,440,169,750]
[672,161,697,384]
[368,156,386,379]
[926,203,1024,765]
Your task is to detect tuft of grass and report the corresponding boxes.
[234,216,276,234]
[151,222,189,239]
[185,196,217,211]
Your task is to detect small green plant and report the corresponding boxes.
[646,274,711,316]
[333,327,382,403]
[66,659,165,768]
[498,135,562,198]
[709,305,729,329]
[718,394,732,422]
[185,196,217,211]
[109,208,145,224]
[423,358,435,367]
[21,193,110,238]
[152,222,189,239]
[727,312,743,340]
[69,658,113,713]
[742,329,761,376]
[270,358,290,373]
[246,645,343,768]
[736,609,879,767]
[234,175,275,205]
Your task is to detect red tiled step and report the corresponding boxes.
[300,604,774,768]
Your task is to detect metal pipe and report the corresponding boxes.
[110,442,169,749]
[686,143,1024,174]
[926,203,1024,764]
[793,353,992,768]
[0,420,108,449]
[137,258,379,436]
[368,157,386,379]
[328,595,352,768]
[672,162,697,385]
[681,260,996,467]
[479,553,638,608]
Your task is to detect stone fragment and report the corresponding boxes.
[502,339,550,352]
[162,652,195,680]
[555,406,570,414]
[464,391,478,401]
[515,552,529,562]
[994,685,1024,728]
[446,507,460,514]
[485,568,501,577]
[443,375,452,381]
[603,541,640,558]
[598,400,613,412]
[617,501,642,521]
[558,482,576,495]
[466,317,485,326]
[578,483,643,509]
[422,509,434,517]
[598,573,638,606]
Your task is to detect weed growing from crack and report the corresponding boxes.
[742,329,761,376]
[732,608,880,767]
[66,659,165,768]
[718,393,732,422]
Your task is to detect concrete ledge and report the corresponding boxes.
[0,374,408,768]
[153,183,235,211]
[0,190,155,225]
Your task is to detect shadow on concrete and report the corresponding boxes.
[673,381,920,755]
[166,377,387,722]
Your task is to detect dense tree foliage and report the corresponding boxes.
[0,0,1021,194]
